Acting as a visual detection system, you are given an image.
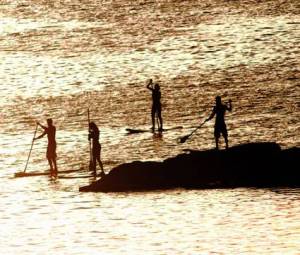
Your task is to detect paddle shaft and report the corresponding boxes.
[190,121,206,137]
[23,124,38,173]
[182,120,207,143]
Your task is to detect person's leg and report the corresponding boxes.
[223,127,229,150]
[224,136,228,150]
[215,136,219,150]
[47,149,53,171]
[157,106,163,131]
[96,156,105,176]
[214,127,220,150]
[92,153,97,176]
[47,146,57,176]
[52,158,58,176]
[151,106,155,131]
[48,158,53,171]
[48,157,55,177]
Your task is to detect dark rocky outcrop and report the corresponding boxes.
[79,142,299,192]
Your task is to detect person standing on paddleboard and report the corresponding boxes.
[34,118,58,176]
[88,122,105,177]
[146,79,163,132]
[206,96,232,150]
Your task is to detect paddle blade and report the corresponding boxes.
[179,135,189,144]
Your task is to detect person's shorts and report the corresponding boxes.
[152,103,161,113]
[214,124,228,138]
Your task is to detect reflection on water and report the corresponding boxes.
[1,187,300,254]
[0,0,299,254]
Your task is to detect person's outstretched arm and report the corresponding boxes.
[206,107,216,121]
[34,131,46,140]
[146,79,153,91]
[37,122,47,130]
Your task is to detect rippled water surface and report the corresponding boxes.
[0,0,299,254]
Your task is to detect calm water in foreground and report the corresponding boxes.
[0,0,299,254]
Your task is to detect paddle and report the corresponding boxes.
[178,119,208,144]
[23,123,39,173]
[88,108,93,171]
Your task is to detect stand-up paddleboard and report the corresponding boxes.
[126,126,183,134]
[58,174,103,179]
[14,169,82,178]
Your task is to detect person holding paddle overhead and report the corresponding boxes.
[206,96,232,150]
[146,79,163,132]
[33,118,58,176]
[88,122,105,177]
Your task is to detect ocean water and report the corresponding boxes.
[0,0,299,254]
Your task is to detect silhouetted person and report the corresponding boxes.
[34,118,57,176]
[206,96,232,150]
[146,79,163,132]
[88,122,105,177]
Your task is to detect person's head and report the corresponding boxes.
[154,83,160,91]
[89,122,98,131]
[47,118,53,126]
[215,96,222,106]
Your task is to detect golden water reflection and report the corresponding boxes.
[0,0,299,254]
